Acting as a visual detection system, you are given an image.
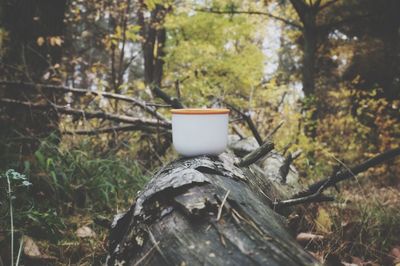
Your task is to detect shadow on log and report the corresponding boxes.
[106,137,318,265]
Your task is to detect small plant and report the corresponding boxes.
[1,169,32,266]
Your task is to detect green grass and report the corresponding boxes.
[0,135,150,264]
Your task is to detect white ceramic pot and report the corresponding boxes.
[172,108,230,157]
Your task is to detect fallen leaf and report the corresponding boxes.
[390,246,400,264]
[76,226,96,238]
[24,236,41,257]
[36,37,45,46]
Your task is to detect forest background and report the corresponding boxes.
[0,0,399,265]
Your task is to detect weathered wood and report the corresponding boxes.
[236,141,274,167]
[106,144,318,265]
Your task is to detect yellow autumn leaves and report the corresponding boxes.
[36,36,64,47]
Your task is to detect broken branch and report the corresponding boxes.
[0,98,171,129]
[265,120,284,140]
[0,80,167,121]
[279,152,293,183]
[152,85,184,109]
[63,124,169,135]
[222,100,263,145]
[236,141,274,167]
[274,147,400,208]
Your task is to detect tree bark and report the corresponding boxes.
[289,0,319,139]
[301,13,318,139]
[106,139,318,265]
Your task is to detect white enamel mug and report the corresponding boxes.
[171,108,230,157]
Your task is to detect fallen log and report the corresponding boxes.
[106,137,318,265]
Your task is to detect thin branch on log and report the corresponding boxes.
[279,152,293,183]
[145,102,172,108]
[63,124,169,135]
[265,120,284,140]
[236,141,274,167]
[292,149,302,160]
[0,98,171,129]
[0,80,167,121]
[196,8,302,29]
[244,115,263,145]
[229,117,244,123]
[273,194,335,209]
[222,100,263,145]
[274,147,400,208]
[279,149,302,183]
[216,190,230,221]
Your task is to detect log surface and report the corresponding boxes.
[106,152,318,265]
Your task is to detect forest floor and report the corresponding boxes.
[1,137,400,265]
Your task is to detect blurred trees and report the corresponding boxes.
[0,0,67,163]
[0,0,399,264]
[0,0,399,169]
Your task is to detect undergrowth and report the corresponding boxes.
[0,135,149,265]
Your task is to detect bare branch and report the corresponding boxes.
[275,92,287,112]
[145,103,172,108]
[63,124,169,135]
[152,85,184,109]
[0,98,171,129]
[292,149,302,160]
[222,100,263,146]
[274,147,400,208]
[265,120,284,140]
[0,80,167,121]
[274,194,334,209]
[196,8,302,30]
[232,124,246,140]
[236,141,274,167]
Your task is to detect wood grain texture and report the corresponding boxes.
[106,150,318,265]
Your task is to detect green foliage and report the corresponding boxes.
[32,137,148,211]
[164,4,265,106]
[0,136,148,246]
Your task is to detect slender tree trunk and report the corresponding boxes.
[301,14,318,139]
[302,23,317,98]
[137,3,172,164]
[289,0,319,139]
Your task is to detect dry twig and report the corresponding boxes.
[0,80,167,121]
[222,100,263,145]
[0,98,171,129]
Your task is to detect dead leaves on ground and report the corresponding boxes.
[23,236,57,263]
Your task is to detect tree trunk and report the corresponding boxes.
[106,138,319,265]
[301,14,318,139]
[0,0,67,165]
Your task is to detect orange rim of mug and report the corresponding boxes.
[171,108,230,115]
